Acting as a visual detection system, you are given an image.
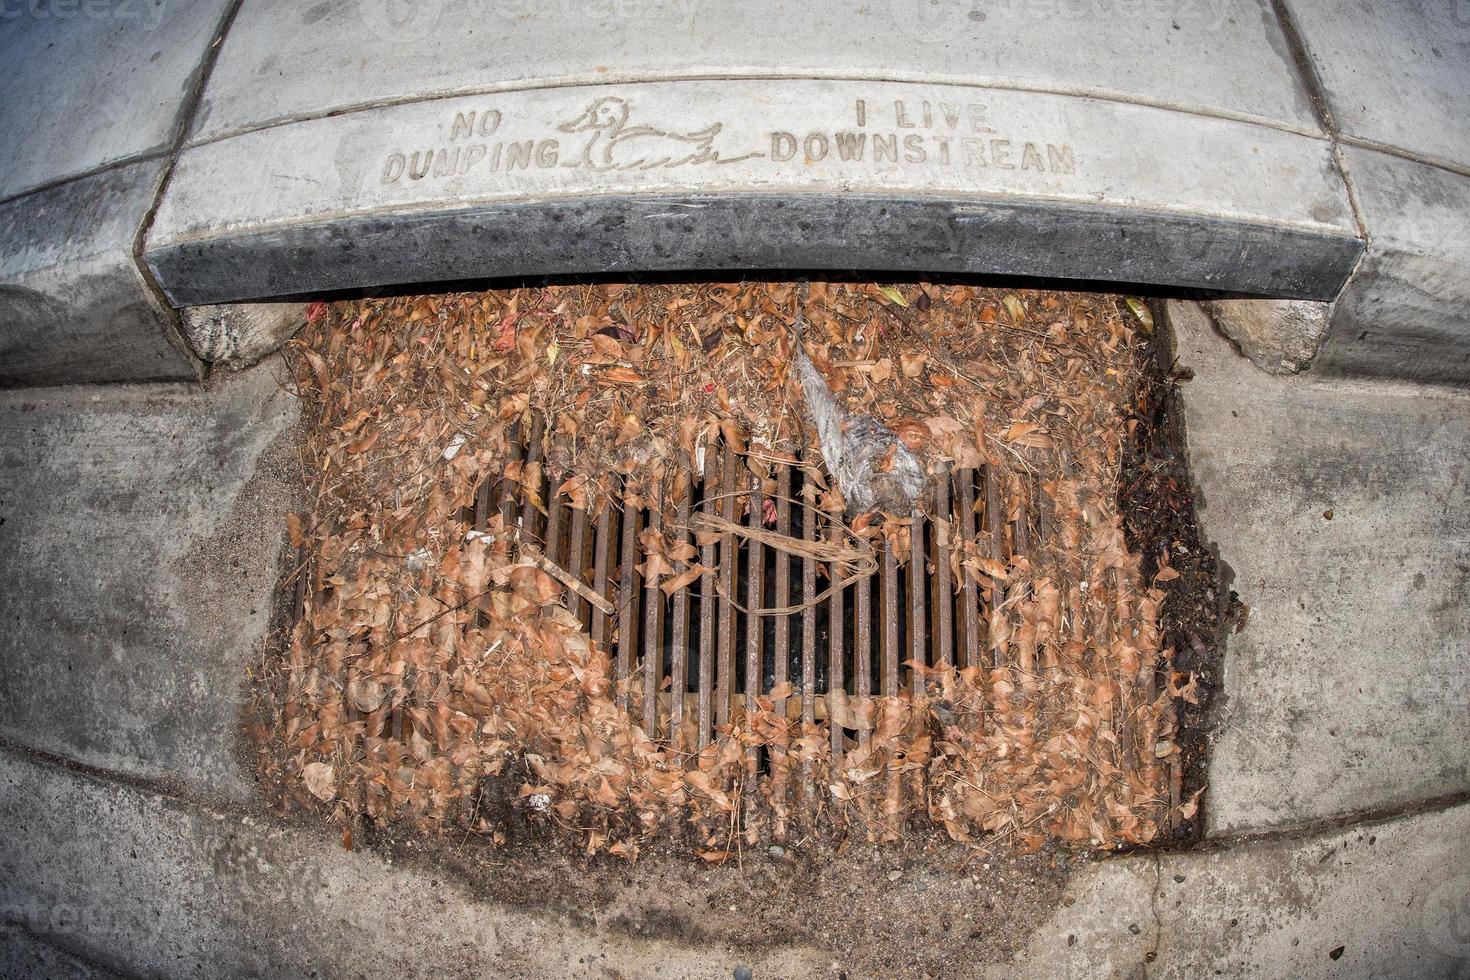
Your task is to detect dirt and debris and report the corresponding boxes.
[363,820,1076,977]
[1117,318,1232,839]
[794,344,928,514]
[251,279,1214,871]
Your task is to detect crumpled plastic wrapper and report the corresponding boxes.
[796,348,929,514]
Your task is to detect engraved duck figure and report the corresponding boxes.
[558,96,742,171]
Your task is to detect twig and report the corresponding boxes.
[520,544,615,616]
[685,511,878,615]
[688,512,871,566]
[388,586,493,643]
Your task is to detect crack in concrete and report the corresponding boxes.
[1146,852,1165,977]
[1,914,140,980]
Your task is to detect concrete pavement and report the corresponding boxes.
[0,366,299,800]
[0,311,1466,976]
[1170,300,1470,835]
[1007,801,1470,979]
[1,742,1464,978]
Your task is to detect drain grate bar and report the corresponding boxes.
[566,502,588,621]
[669,464,693,744]
[471,428,500,632]
[616,485,639,709]
[827,502,845,762]
[855,540,872,750]
[642,481,664,736]
[801,478,818,719]
[744,470,763,730]
[909,509,927,694]
[1013,477,1030,569]
[800,477,819,827]
[773,465,792,718]
[986,467,1005,667]
[697,447,717,749]
[520,414,545,543]
[742,470,762,832]
[958,469,980,668]
[545,483,564,589]
[882,539,899,697]
[773,463,793,827]
[498,422,523,527]
[716,444,737,731]
[591,500,613,648]
[933,468,954,672]
[879,532,901,830]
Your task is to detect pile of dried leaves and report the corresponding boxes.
[263,279,1192,858]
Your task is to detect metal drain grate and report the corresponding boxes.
[482,416,1035,766]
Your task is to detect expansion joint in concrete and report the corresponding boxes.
[1269,0,1371,242]
[130,0,249,374]
[0,148,169,212]
[0,916,135,980]
[1337,134,1470,182]
[1204,790,1470,850]
[0,735,202,811]
[1146,852,1164,977]
[178,70,1330,154]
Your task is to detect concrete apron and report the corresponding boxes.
[1167,301,1470,835]
[1,745,1466,978]
[0,366,300,800]
[3,0,1468,385]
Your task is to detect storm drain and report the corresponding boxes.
[481,414,1038,766]
[273,282,1183,853]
